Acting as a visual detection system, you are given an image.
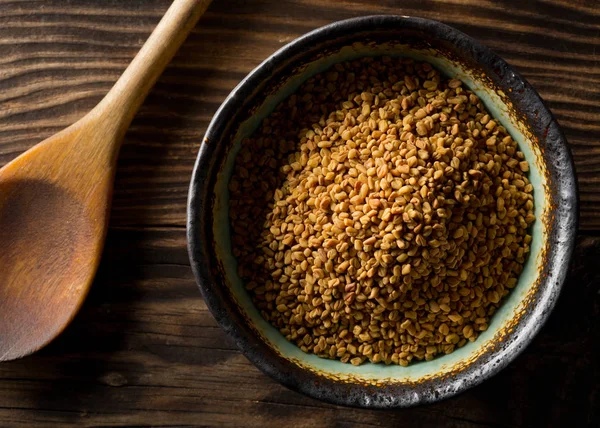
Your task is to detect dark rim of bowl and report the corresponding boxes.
[187,15,578,408]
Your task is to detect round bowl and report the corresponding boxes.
[187,15,577,408]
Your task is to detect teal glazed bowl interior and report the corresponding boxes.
[187,16,577,408]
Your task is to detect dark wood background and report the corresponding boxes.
[0,1,598,427]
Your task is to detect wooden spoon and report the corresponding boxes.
[0,0,212,361]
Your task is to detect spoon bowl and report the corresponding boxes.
[0,115,115,361]
[0,179,96,360]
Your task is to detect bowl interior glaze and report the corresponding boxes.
[188,16,576,408]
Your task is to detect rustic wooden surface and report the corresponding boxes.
[0,0,211,363]
[0,0,598,426]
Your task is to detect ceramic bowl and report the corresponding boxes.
[187,16,577,408]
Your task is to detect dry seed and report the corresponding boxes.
[229,57,534,366]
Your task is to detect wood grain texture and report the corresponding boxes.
[0,0,598,427]
[0,0,211,361]
[1,0,599,230]
[0,229,598,427]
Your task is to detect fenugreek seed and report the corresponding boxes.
[344,292,355,304]
[415,109,427,120]
[396,253,408,263]
[439,323,450,335]
[448,314,463,324]
[463,325,474,338]
[363,236,377,246]
[230,57,534,367]
[416,122,428,136]
[488,291,501,304]
[398,185,413,195]
[351,357,363,366]
[448,79,462,89]
[446,334,460,344]
[520,161,529,172]
[440,304,451,313]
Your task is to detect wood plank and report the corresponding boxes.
[0,1,598,426]
[0,0,598,229]
[0,228,598,427]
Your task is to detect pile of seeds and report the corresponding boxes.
[229,57,535,366]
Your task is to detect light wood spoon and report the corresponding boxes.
[0,0,212,361]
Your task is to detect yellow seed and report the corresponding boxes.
[229,57,534,367]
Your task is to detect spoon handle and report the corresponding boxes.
[93,0,212,141]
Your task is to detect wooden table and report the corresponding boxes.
[1,1,598,426]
